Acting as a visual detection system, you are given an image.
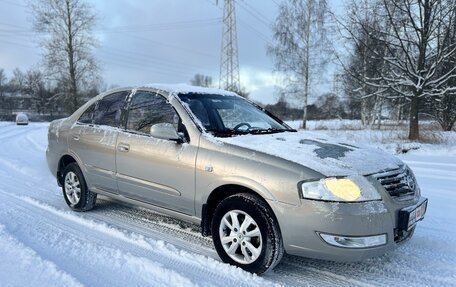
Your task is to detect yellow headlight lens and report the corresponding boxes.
[324,178,361,201]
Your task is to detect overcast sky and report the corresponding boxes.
[0,0,342,106]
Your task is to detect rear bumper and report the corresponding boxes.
[46,148,59,180]
[269,196,427,261]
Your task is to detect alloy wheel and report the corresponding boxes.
[219,210,262,264]
[64,171,81,205]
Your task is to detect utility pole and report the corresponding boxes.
[218,0,241,92]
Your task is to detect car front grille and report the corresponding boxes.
[372,167,417,201]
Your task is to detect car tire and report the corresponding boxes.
[62,163,97,212]
[211,193,284,274]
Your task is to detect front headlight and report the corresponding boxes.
[300,176,381,202]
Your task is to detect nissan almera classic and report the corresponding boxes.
[46,84,427,274]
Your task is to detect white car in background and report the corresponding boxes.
[16,113,29,125]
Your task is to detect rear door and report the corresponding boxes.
[115,91,197,215]
[68,91,130,194]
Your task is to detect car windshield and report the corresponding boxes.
[177,93,295,137]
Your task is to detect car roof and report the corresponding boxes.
[139,83,239,97]
[100,84,240,100]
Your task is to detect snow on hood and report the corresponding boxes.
[218,131,403,177]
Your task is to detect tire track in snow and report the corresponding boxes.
[0,224,84,287]
[0,190,277,287]
[1,123,455,286]
[0,125,33,141]
[0,123,387,286]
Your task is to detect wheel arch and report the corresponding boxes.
[56,154,80,186]
[201,184,280,237]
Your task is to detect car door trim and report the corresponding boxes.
[91,186,199,223]
[116,172,182,197]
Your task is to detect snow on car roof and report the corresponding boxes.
[141,83,239,97]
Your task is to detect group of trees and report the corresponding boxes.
[0,67,53,117]
[268,0,456,138]
[0,66,100,119]
[0,0,100,119]
[341,0,456,137]
[2,0,454,139]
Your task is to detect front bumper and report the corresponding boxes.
[268,196,427,261]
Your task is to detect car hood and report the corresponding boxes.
[217,131,403,177]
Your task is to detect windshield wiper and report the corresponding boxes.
[206,128,296,137]
[247,128,296,135]
[206,129,243,137]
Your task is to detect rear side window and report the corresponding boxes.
[78,103,96,124]
[93,91,129,127]
[126,92,179,134]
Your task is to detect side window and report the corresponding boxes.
[93,91,129,127]
[78,102,96,124]
[126,92,179,134]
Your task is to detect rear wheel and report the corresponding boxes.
[211,193,284,274]
[62,163,97,211]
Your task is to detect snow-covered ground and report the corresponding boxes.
[0,122,455,286]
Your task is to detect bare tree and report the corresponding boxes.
[31,0,99,113]
[343,0,456,139]
[314,92,344,119]
[9,68,26,94]
[190,74,213,87]
[268,0,332,129]
[426,4,456,131]
[338,0,402,129]
[378,0,456,139]
[0,69,6,98]
[23,69,50,114]
[0,69,13,118]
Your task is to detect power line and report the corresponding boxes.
[97,18,222,33]
[1,35,217,77]
[0,22,219,59]
[206,0,273,44]
[0,38,36,49]
[270,0,281,7]
[237,17,272,44]
[99,46,215,73]
[235,0,272,27]
[0,18,222,34]
[107,32,218,58]
[0,0,26,8]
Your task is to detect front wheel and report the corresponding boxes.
[62,163,97,211]
[211,193,284,274]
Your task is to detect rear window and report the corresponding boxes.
[93,91,130,127]
[78,103,96,124]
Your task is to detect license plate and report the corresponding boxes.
[398,198,428,231]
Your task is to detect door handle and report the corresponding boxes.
[73,135,80,141]
[117,143,130,152]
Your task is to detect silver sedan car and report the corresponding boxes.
[46,84,427,274]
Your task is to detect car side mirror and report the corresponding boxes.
[150,123,182,142]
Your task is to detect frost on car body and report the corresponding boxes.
[46,84,428,274]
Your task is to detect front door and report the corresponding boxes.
[116,91,197,215]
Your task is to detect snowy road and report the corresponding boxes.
[0,122,454,286]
